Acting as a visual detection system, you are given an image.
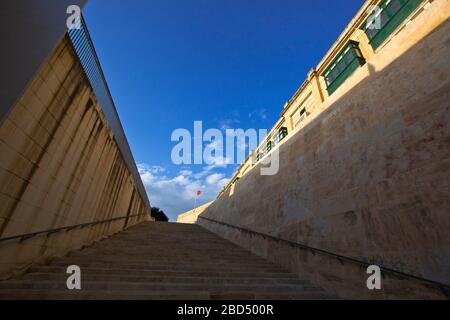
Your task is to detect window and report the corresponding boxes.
[362,0,424,50]
[322,41,366,96]
[256,153,263,162]
[265,141,273,154]
[294,108,308,128]
[256,134,283,163]
[273,127,288,145]
[292,94,314,128]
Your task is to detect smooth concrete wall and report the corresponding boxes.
[0,0,88,125]
[199,3,450,299]
[0,36,150,279]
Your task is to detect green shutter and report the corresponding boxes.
[266,141,272,153]
[274,127,288,145]
[322,41,366,96]
[363,0,424,50]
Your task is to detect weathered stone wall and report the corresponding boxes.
[199,5,450,299]
[0,36,150,279]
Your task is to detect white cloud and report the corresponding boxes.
[248,108,268,121]
[203,138,233,170]
[219,110,242,131]
[206,173,225,185]
[205,155,233,168]
[219,118,240,131]
[139,164,166,174]
[138,164,230,221]
[179,170,193,176]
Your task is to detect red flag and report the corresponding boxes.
[196,190,202,196]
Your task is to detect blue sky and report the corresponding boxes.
[83,0,362,220]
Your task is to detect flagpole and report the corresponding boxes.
[194,190,201,213]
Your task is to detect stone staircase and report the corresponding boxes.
[0,222,334,300]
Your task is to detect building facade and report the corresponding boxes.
[221,0,441,194]
[200,0,450,299]
[177,202,213,224]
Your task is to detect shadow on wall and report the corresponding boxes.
[198,18,450,299]
[0,35,150,280]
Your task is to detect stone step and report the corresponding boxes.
[48,261,288,273]
[29,266,298,279]
[111,234,224,239]
[23,273,310,285]
[0,290,210,300]
[0,280,324,293]
[63,257,273,266]
[76,251,253,259]
[109,231,225,236]
[55,256,275,267]
[70,249,262,259]
[0,289,334,300]
[0,221,332,300]
[90,242,246,250]
[210,292,336,300]
[65,249,268,257]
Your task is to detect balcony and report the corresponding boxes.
[322,40,366,96]
[363,0,424,50]
[255,127,288,163]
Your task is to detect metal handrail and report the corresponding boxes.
[67,16,150,210]
[0,214,142,244]
[198,216,450,293]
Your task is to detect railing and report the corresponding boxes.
[198,216,450,293]
[67,16,150,210]
[0,214,142,244]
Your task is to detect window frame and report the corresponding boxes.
[273,127,288,145]
[265,141,273,154]
[362,0,424,50]
[322,40,366,96]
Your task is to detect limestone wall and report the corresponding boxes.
[199,3,450,299]
[177,202,213,224]
[0,36,150,279]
